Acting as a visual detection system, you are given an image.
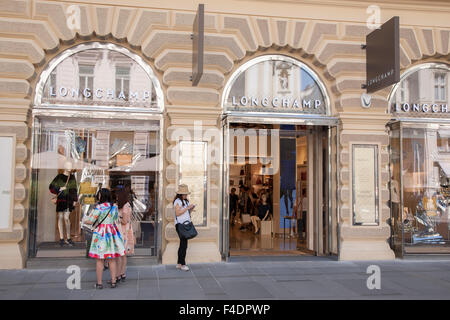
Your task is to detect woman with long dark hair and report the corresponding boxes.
[116,186,134,282]
[83,188,125,289]
[173,184,195,271]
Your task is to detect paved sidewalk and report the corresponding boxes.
[1,256,450,300]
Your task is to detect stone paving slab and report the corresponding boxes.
[1,259,450,300]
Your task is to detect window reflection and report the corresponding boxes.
[42,48,158,108]
[225,57,327,115]
[31,117,160,256]
[390,124,450,253]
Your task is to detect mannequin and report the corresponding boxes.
[49,161,78,246]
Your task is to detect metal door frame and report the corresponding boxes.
[220,114,338,260]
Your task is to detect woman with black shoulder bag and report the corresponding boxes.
[173,184,197,271]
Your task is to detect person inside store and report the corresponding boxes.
[239,186,254,231]
[238,185,248,230]
[229,187,239,226]
[116,185,135,282]
[250,187,259,210]
[174,184,196,271]
[49,161,78,247]
[83,188,126,289]
[299,189,308,240]
[251,193,272,235]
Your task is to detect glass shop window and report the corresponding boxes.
[30,117,160,257]
[400,79,409,102]
[390,124,450,254]
[79,64,94,100]
[435,73,447,102]
[115,66,130,100]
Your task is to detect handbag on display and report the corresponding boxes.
[51,174,71,205]
[81,205,112,240]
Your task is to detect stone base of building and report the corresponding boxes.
[0,243,26,269]
[339,240,395,261]
[162,241,222,265]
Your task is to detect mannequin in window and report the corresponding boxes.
[49,161,78,247]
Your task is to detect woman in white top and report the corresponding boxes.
[174,184,195,271]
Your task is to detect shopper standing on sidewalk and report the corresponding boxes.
[83,188,125,289]
[174,184,195,271]
[116,187,135,282]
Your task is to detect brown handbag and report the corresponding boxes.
[51,174,71,205]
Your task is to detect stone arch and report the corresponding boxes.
[220,49,337,116]
[32,41,165,112]
[29,38,165,111]
[389,60,450,102]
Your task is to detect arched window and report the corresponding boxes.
[222,55,330,116]
[34,42,164,112]
[389,63,449,116]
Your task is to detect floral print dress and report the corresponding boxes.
[88,202,126,259]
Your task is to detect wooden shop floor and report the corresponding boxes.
[229,222,314,256]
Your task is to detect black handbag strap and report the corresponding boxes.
[92,204,113,229]
[57,174,71,196]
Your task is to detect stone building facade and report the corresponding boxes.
[0,0,449,269]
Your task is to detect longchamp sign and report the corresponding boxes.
[231,96,322,110]
[365,16,400,93]
[393,102,449,114]
[47,86,152,101]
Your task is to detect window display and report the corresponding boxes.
[389,63,450,255]
[390,123,450,254]
[30,116,160,257]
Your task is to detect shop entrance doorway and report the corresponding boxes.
[221,122,338,258]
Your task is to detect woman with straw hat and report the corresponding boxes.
[173,184,196,271]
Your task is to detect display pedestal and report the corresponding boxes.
[260,220,272,236]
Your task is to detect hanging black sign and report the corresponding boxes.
[365,16,400,93]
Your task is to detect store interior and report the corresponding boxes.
[228,123,315,256]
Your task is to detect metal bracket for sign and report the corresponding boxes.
[192,4,204,86]
[361,44,367,88]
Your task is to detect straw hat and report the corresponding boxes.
[176,184,191,195]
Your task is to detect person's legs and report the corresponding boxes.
[108,258,117,284]
[96,259,103,285]
[288,189,293,209]
[121,255,127,277]
[251,216,260,233]
[178,237,188,265]
[64,210,72,244]
[57,212,64,240]
[281,189,289,215]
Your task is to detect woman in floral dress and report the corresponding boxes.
[83,188,125,289]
